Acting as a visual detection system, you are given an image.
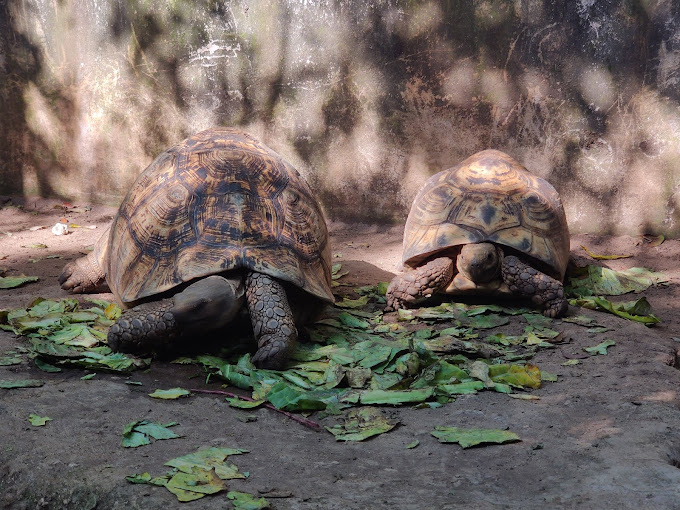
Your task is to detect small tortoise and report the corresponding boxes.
[59,127,333,369]
[385,149,570,317]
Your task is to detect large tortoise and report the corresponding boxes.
[59,127,333,369]
[385,149,570,317]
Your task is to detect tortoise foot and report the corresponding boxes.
[385,257,455,311]
[245,272,297,370]
[59,254,109,294]
[501,255,568,318]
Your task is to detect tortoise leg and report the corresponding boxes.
[59,230,110,294]
[501,255,568,318]
[385,257,455,311]
[245,272,297,370]
[107,275,244,353]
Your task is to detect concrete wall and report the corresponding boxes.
[2,0,680,235]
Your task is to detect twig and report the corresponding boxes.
[188,388,322,431]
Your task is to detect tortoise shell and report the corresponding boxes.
[105,127,333,306]
[402,149,570,280]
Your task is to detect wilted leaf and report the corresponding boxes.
[570,296,660,325]
[566,265,668,297]
[355,387,434,405]
[488,364,542,389]
[265,382,338,411]
[335,296,370,309]
[325,407,398,441]
[584,339,616,355]
[0,354,23,366]
[226,397,266,409]
[148,388,191,400]
[643,234,664,247]
[465,313,509,330]
[431,426,521,448]
[165,468,226,501]
[562,359,581,366]
[468,361,494,387]
[28,414,52,426]
[164,447,248,480]
[581,245,632,260]
[122,420,180,447]
[0,276,39,289]
[337,312,370,329]
[0,379,44,389]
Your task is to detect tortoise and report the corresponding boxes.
[385,149,570,317]
[59,127,333,369]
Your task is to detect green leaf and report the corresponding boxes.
[0,379,44,389]
[28,414,52,426]
[570,296,660,324]
[406,440,420,449]
[437,381,485,395]
[34,358,61,372]
[584,339,616,355]
[148,388,191,399]
[0,354,24,366]
[337,312,370,329]
[566,265,668,297]
[354,387,434,405]
[80,373,96,380]
[431,426,521,448]
[122,420,180,447]
[125,472,152,484]
[335,295,370,309]
[265,382,336,411]
[325,407,398,441]
[0,276,39,289]
[226,398,265,409]
[227,491,271,509]
[465,313,509,329]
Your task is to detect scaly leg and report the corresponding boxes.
[385,257,455,311]
[501,255,568,318]
[108,275,244,353]
[245,272,297,370]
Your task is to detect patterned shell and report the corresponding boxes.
[402,149,570,279]
[105,127,333,306]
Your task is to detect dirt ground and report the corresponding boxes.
[1,195,679,510]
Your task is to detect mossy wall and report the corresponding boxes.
[2,0,680,235]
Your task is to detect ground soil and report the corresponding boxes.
[1,195,679,510]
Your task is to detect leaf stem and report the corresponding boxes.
[188,388,322,431]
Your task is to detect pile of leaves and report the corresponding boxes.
[127,446,268,506]
[0,297,149,373]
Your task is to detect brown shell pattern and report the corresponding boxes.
[402,149,570,279]
[106,127,333,305]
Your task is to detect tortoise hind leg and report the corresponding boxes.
[245,272,297,370]
[501,255,568,318]
[385,257,455,311]
[107,275,244,354]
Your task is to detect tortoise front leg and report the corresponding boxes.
[108,275,244,353]
[501,255,568,318]
[385,257,455,311]
[245,272,297,370]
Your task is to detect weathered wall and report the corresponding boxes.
[2,0,680,235]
